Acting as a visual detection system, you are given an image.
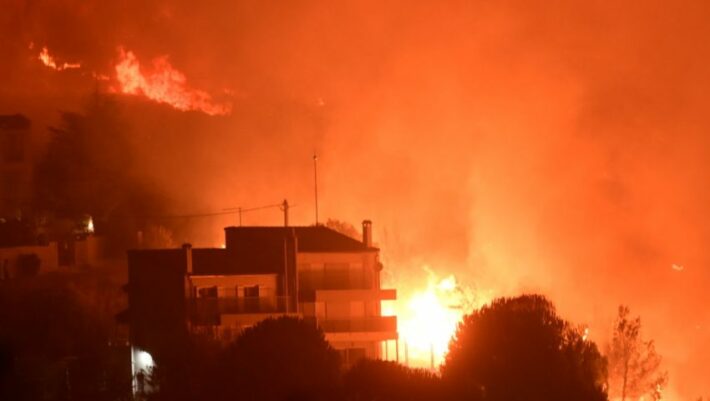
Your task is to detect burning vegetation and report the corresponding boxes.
[2,1,710,400]
[113,49,232,116]
[37,46,81,71]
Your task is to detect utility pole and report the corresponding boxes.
[313,153,319,225]
[282,199,289,227]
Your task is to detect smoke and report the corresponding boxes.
[3,0,710,398]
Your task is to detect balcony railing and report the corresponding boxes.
[190,296,292,325]
[317,316,397,333]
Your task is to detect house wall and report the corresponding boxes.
[296,251,393,360]
[189,274,278,297]
[74,236,105,267]
[0,242,59,278]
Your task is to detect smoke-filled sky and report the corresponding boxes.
[2,1,709,398]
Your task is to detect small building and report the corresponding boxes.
[125,220,398,385]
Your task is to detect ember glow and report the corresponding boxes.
[114,49,231,116]
[38,46,80,71]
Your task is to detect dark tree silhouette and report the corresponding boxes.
[34,97,133,219]
[343,359,442,401]
[442,294,607,401]
[33,96,167,252]
[216,317,341,401]
[0,273,130,401]
[606,306,667,401]
[324,218,360,240]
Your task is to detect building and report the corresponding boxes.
[125,220,398,384]
[0,114,32,216]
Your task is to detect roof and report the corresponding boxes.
[0,114,30,130]
[127,225,378,276]
[224,225,378,253]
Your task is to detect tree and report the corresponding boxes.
[0,273,130,401]
[343,359,442,401]
[606,306,668,401]
[33,96,167,252]
[441,294,607,401]
[325,218,360,240]
[34,97,132,219]
[216,317,340,401]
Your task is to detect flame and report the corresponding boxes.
[38,47,81,71]
[114,49,231,116]
[390,269,490,369]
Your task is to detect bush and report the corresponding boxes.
[344,359,442,401]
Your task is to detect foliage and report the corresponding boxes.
[442,294,608,401]
[343,359,442,401]
[148,317,340,401]
[32,96,166,251]
[606,306,668,401]
[0,272,130,400]
[34,97,132,219]
[220,317,341,401]
[142,224,176,248]
[325,218,360,240]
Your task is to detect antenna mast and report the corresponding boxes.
[313,153,319,225]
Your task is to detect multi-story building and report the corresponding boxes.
[125,220,397,382]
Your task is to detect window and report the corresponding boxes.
[198,286,218,298]
[243,285,260,313]
[243,285,259,298]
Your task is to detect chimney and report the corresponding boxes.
[362,220,372,247]
[182,243,193,274]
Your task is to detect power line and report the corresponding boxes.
[145,202,294,222]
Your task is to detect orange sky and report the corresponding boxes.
[2,1,709,398]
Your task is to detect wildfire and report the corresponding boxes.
[114,49,231,116]
[391,269,489,369]
[38,47,81,71]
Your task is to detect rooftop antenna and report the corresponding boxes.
[313,153,319,225]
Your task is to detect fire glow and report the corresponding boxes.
[38,47,81,71]
[114,49,231,116]
[391,269,489,369]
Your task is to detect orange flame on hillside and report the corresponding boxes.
[38,47,81,71]
[114,49,231,116]
[385,268,492,369]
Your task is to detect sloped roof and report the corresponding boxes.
[127,225,378,276]
[225,225,377,253]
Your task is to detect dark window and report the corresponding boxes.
[243,285,259,298]
[243,285,260,312]
[199,286,218,298]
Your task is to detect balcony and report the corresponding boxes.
[190,296,292,325]
[317,316,398,342]
[319,316,397,332]
[310,288,396,302]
